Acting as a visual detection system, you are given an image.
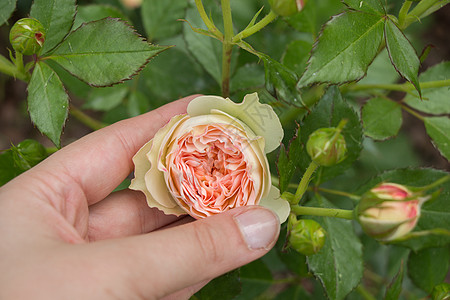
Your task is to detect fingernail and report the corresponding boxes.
[234,207,280,250]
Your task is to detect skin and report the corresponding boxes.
[0,95,279,300]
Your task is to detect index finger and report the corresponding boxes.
[33,95,197,205]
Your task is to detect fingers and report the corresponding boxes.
[88,189,187,241]
[31,95,199,205]
[83,206,280,299]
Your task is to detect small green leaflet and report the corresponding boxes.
[0,139,48,186]
[260,54,305,107]
[141,0,188,41]
[183,6,226,85]
[362,97,402,140]
[384,19,421,98]
[282,40,313,77]
[30,0,77,54]
[384,263,404,300]
[424,116,450,160]
[0,0,16,26]
[235,259,273,300]
[73,4,128,29]
[298,11,384,87]
[404,61,450,114]
[407,247,450,293]
[47,18,170,87]
[195,269,241,300]
[343,0,385,15]
[83,85,128,111]
[28,62,69,147]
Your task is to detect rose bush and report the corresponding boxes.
[130,93,290,222]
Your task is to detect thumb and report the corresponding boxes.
[85,206,280,299]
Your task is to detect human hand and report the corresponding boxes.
[0,95,280,300]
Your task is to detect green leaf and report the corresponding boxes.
[28,62,69,147]
[417,0,450,20]
[0,150,19,186]
[298,11,384,87]
[282,40,313,77]
[357,168,450,251]
[48,18,169,87]
[356,49,399,87]
[404,62,450,114]
[307,196,364,300]
[30,0,76,54]
[343,0,385,15]
[299,86,363,182]
[83,85,128,111]
[384,263,404,300]
[235,259,273,300]
[44,59,92,99]
[277,127,306,193]
[285,0,344,36]
[285,3,317,35]
[384,19,421,97]
[275,286,312,300]
[0,139,47,186]
[10,139,47,170]
[230,63,265,93]
[194,269,241,300]
[0,0,16,26]
[424,116,450,160]
[183,6,224,85]
[362,97,402,140]
[277,144,297,193]
[260,54,305,107]
[73,4,128,29]
[140,42,211,104]
[127,91,150,117]
[142,0,188,41]
[408,246,450,293]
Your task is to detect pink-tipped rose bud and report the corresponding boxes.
[357,183,427,242]
[289,217,326,255]
[269,0,306,17]
[9,18,45,55]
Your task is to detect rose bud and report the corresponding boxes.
[288,217,326,255]
[9,18,45,55]
[120,0,142,9]
[269,0,306,16]
[357,183,429,242]
[306,125,347,167]
[130,93,290,222]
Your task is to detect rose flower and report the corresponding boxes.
[130,93,290,222]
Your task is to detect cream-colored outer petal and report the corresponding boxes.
[187,93,284,153]
[130,114,187,216]
[259,186,290,223]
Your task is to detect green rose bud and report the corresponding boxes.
[268,0,306,17]
[306,124,347,167]
[357,183,429,242]
[289,217,326,255]
[9,18,46,55]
